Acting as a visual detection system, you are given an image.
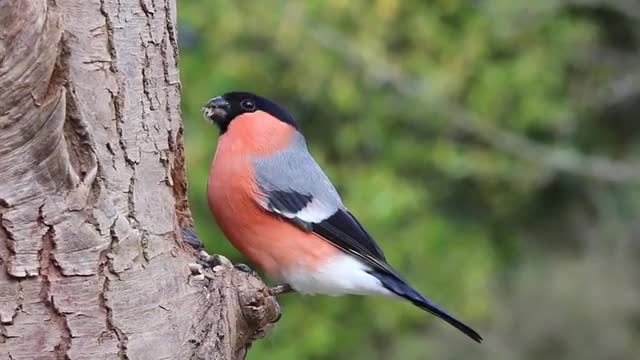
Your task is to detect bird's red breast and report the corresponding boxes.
[207,111,340,279]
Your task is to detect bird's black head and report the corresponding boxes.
[202,91,300,134]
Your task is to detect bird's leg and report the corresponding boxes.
[269,284,294,296]
[234,264,294,296]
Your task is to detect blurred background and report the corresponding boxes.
[177,1,640,359]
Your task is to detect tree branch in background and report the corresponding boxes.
[286,2,640,184]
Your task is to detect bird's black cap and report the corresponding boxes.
[202,91,300,133]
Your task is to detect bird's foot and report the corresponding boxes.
[269,284,294,296]
[193,250,264,282]
[234,263,259,277]
[195,251,260,277]
[198,251,233,269]
[234,263,253,273]
[188,252,234,283]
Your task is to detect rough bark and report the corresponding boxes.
[0,1,279,359]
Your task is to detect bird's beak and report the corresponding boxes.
[202,96,231,124]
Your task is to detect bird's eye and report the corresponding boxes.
[240,99,256,111]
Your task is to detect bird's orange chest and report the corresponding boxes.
[206,114,341,276]
[207,113,293,217]
[207,145,253,220]
[207,143,273,269]
[207,128,262,235]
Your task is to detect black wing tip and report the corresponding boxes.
[458,323,483,343]
[472,332,484,343]
[427,308,484,343]
[372,271,483,343]
[414,301,483,343]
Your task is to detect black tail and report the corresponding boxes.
[372,271,483,343]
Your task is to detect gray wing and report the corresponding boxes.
[252,133,390,271]
[252,133,342,222]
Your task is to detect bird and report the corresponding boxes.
[202,91,482,343]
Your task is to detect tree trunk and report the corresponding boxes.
[0,1,279,359]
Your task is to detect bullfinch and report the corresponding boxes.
[202,91,482,343]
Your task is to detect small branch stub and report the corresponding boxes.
[189,252,281,360]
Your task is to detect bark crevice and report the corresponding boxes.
[38,204,72,359]
[100,275,129,359]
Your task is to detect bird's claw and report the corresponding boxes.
[234,263,257,276]
[198,251,233,270]
[234,263,252,272]
[211,254,233,267]
[194,251,261,278]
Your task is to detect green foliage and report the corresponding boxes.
[178,0,640,358]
